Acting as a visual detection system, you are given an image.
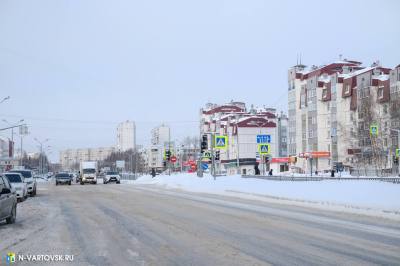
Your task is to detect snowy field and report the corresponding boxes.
[127,173,400,218]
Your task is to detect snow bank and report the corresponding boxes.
[128,173,400,214]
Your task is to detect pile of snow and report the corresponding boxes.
[129,173,400,214]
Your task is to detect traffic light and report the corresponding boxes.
[163,161,167,167]
[166,150,171,161]
[215,150,220,161]
[201,134,208,153]
[394,156,399,165]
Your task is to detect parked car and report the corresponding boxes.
[9,170,37,196]
[3,173,28,201]
[103,171,121,184]
[0,175,17,224]
[55,173,72,186]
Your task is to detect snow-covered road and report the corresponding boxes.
[1,181,400,265]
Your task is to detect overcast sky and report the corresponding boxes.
[0,0,399,162]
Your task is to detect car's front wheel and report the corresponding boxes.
[6,205,16,224]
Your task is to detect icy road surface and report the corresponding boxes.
[1,182,400,266]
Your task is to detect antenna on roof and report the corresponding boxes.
[296,54,298,65]
[339,54,342,60]
[299,53,302,65]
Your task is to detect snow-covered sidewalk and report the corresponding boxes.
[126,173,400,218]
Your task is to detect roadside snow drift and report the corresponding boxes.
[130,173,400,214]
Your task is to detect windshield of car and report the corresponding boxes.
[10,170,32,178]
[5,174,23,183]
[83,169,96,174]
[106,171,118,175]
[56,173,70,178]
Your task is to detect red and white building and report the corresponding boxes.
[288,59,400,174]
[200,101,288,175]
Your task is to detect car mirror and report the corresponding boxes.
[1,188,11,194]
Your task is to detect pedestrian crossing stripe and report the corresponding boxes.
[214,135,228,149]
[258,144,270,154]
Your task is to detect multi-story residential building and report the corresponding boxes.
[151,124,170,146]
[117,120,136,152]
[288,59,398,174]
[147,124,171,171]
[200,101,288,175]
[60,147,116,170]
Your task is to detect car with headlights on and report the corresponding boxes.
[0,175,17,224]
[9,169,37,196]
[55,173,72,185]
[103,171,121,184]
[3,173,27,202]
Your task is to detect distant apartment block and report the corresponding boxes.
[117,120,136,152]
[60,147,116,169]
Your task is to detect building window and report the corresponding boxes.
[378,88,384,99]
[383,104,388,114]
[322,89,328,99]
[345,85,350,94]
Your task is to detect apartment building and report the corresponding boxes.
[60,147,116,169]
[200,101,288,175]
[288,59,399,174]
[117,120,136,152]
[147,124,171,171]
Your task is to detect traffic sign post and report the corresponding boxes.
[370,124,379,136]
[258,144,270,155]
[214,135,228,149]
[170,156,177,163]
[256,135,271,144]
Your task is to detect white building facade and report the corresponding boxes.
[117,120,136,152]
[60,147,116,170]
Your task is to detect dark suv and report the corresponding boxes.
[0,175,17,224]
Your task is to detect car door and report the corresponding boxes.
[0,176,6,219]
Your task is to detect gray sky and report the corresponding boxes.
[0,0,399,162]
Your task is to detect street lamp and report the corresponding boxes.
[2,119,24,158]
[34,138,50,174]
[0,96,10,104]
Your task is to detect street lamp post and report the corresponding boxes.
[2,119,24,158]
[34,138,50,174]
[0,96,10,104]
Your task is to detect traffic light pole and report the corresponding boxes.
[211,133,216,179]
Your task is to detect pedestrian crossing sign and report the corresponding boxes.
[214,135,228,149]
[258,144,270,155]
[396,149,400,158]
[370,124,378,136]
